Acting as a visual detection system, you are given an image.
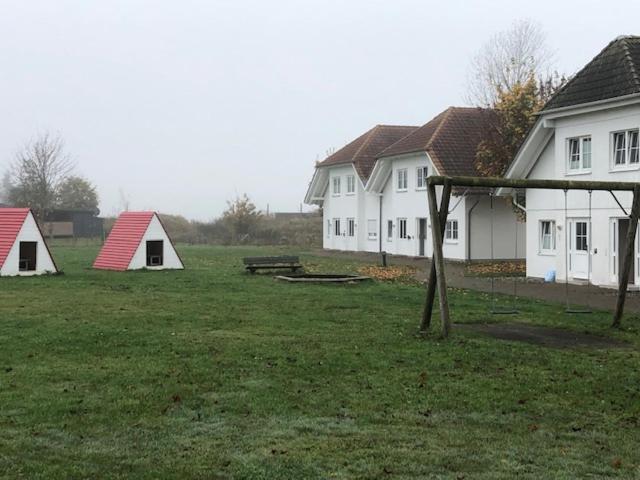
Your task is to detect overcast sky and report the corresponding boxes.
[1,0,639,220]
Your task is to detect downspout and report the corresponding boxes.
[466,198,480,260]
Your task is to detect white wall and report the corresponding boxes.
[128,215,184,270]
[525,104,640,286]
[0,212,57,276]
[322,164,381,253]
[467,195,526,260]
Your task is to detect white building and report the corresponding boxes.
[93,211,184,271]
[501,35,640,287]
[305,108,525,260]
[0,208,58,277]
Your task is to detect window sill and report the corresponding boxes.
[332,194,341,197]
[444,240,459,245]
[565,170,591,176]
[396,189,408,193]
[538,251,556,256]
[610,165,640,173]
[415,187,427,191]
[345,192,355,196]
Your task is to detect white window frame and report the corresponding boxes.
[347,218,355,237]
[396,168,408,192]
[539,220,556,255]
[567,136,591,174]
[367,219,377,240]
[332,177,341,196]
[333,218,341,236]
[346,175,356,195]
[387,220,393,241]
[398,218,408,239]
[445,219,458,243]
[611,129,640,170]
[416,166,428,190]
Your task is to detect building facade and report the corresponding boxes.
[305,108,526,260]
[502,36,640,287]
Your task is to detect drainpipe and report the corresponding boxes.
[466,198,480,260]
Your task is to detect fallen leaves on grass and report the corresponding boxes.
[357,265,417,283]
[466,261,525,277]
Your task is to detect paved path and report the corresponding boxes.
[312,249,640,315]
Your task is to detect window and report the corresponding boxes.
[367,219,377,240]
[346,175,356,194]
[445,220,458,241]
[567,136,591,172]
[398,218,407,239]
[332,177,341,195]
[146,240,164,266]
[575,221,588,251]
[347,218,355,237]
[397,168,408,191]
[387,220,393,241]
[333,218,341,236]
[612,130,640,168]
[539,220,556,253]
[18,241,37,271]
[416,166,428,189]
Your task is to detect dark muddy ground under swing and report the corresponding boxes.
[456,322,630,349]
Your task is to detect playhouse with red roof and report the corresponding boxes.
[0,208,58,276]
[93,211,184,271]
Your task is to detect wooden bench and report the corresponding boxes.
[243,256,302,274]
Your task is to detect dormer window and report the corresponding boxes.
[332,177,341,195]
[567,136,591,173]
[612,129,639,168]
[346,175,355,194]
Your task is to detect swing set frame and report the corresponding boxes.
[421,175,640,338]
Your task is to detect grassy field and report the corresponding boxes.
[0,245,639,479]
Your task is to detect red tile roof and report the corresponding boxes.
[378,107,498,177]
[317,125,418,180]
[93,211,155,271]
[0,208,30,269]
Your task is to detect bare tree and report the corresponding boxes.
[9,133,74,220]
[0,170,12,204]
[466,19,554,106]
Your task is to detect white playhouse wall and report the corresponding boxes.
[0,212,57,276]
[128,215,184,270]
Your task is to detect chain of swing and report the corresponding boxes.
[487,188,594,315]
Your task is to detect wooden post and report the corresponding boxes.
[421,179,452,333]
[613,186,640,328]
[427,182,451,337]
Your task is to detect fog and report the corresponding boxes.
[1,0,638,219]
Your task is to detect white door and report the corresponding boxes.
[636,225,640,285]
[569,219,589,279]
[610,218,618,283]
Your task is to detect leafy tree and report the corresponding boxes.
[222,194,262,242]
[476,76,542,177]
[57,176,99,212]
[9,133,74,220]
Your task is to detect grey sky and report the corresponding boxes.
[1,0,639,220]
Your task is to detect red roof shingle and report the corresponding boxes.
[317,125,418,180]
[93,211,155,271]
[378,107,498,177]
[0,208,30,269]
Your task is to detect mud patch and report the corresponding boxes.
[457,323,629,349]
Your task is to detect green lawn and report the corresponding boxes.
[0,245,639,479]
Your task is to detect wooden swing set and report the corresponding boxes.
[421,175,640,338]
